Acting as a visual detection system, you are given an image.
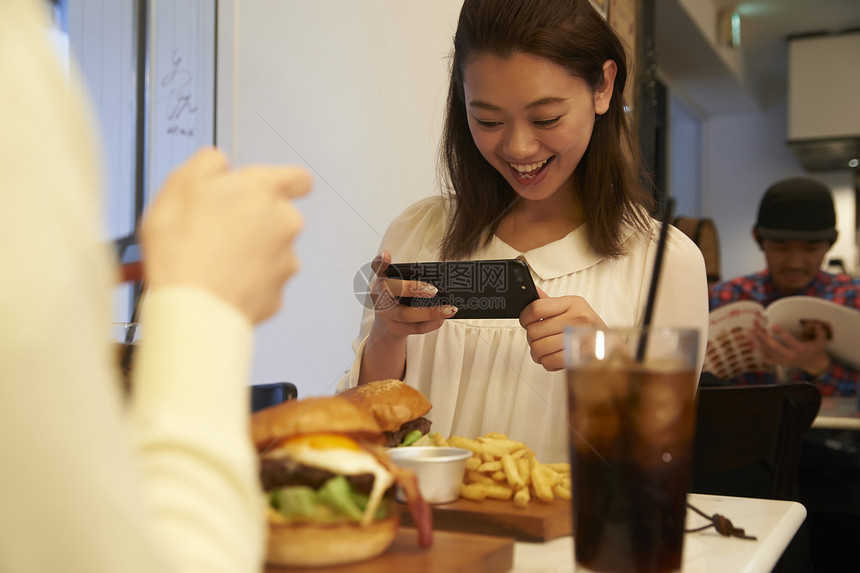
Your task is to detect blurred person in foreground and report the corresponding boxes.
[708,177,859,396]
[0,1,312,572]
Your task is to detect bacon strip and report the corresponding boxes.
[369,446,433,548]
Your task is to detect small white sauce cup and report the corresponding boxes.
[387,446,472,504]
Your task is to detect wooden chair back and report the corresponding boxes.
[690,382,821,500]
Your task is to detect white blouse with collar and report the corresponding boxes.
[339,195,708,462]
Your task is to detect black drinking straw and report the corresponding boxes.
[635,196,676,362]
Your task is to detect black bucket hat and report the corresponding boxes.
[754,177,838,242]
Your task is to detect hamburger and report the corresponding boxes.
[251,396,432,568]
[339,379,434,447]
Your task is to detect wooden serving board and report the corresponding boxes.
[265,528,513,573]
[400,498,572,542]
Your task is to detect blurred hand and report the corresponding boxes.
[751,320,831,376]
[367,251,456,343]
[519,288,607,372]
[140,147,311,323]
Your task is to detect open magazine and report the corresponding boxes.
[705,296,860,380]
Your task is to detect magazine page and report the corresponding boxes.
[704,301,770,380]
[766,296,860,369]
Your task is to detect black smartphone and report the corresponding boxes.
[384,259,539,319]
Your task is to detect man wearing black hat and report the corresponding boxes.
[708,176,859,396]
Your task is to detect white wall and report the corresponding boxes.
[700,97,856,280]
[788,32,860,140]
[218,1,465,397]
[668,94,703,219]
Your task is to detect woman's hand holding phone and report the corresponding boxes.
[369,252,460,339]
[519,291,608,372]
[359,252,458,384]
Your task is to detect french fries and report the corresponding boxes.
[453,432,572,510]
[404,430,570,509]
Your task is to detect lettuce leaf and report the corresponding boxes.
[268,476,390,523]
[317,475,364,521]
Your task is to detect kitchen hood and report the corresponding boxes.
[787,137,860,172]
[787,31,860,172]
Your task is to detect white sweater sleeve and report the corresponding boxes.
[129,287,263,573]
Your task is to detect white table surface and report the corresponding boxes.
[511,493,806,573]
[811,396,860,430]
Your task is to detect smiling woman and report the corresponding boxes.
[440,0,651,261]
[463,52,614,247]
[337,0,709,464]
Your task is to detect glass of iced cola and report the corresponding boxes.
[564,326,699,573]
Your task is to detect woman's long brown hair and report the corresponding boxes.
[439,0,654,260]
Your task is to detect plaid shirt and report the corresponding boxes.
[708,270,860,397]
